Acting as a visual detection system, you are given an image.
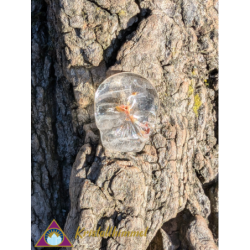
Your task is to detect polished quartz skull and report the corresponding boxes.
[95,72,159,152]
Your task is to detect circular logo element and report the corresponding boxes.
[44,228,64,246]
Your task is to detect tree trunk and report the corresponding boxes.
[31,0,218,249]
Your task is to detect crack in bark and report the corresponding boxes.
[88,0,113,16]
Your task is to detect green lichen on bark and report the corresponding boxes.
[193,94,202,117]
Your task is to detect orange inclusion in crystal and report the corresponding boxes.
[116,102,150,137]
[116,105,131,116]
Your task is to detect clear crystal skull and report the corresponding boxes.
[95,72,159,152]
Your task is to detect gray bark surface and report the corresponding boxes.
[31,0,218,249]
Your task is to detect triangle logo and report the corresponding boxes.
[35,219,73,247]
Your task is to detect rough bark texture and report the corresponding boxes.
[31,0,218,249]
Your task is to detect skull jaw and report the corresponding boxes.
[101,132,147,152]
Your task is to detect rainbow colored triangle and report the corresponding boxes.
[35,219,73,247]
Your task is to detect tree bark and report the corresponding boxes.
[31,0,218,249]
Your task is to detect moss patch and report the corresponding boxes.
[193,94,202,117]
[204,79,209,87]
[118,10,127,16]
[188,85,194,96]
